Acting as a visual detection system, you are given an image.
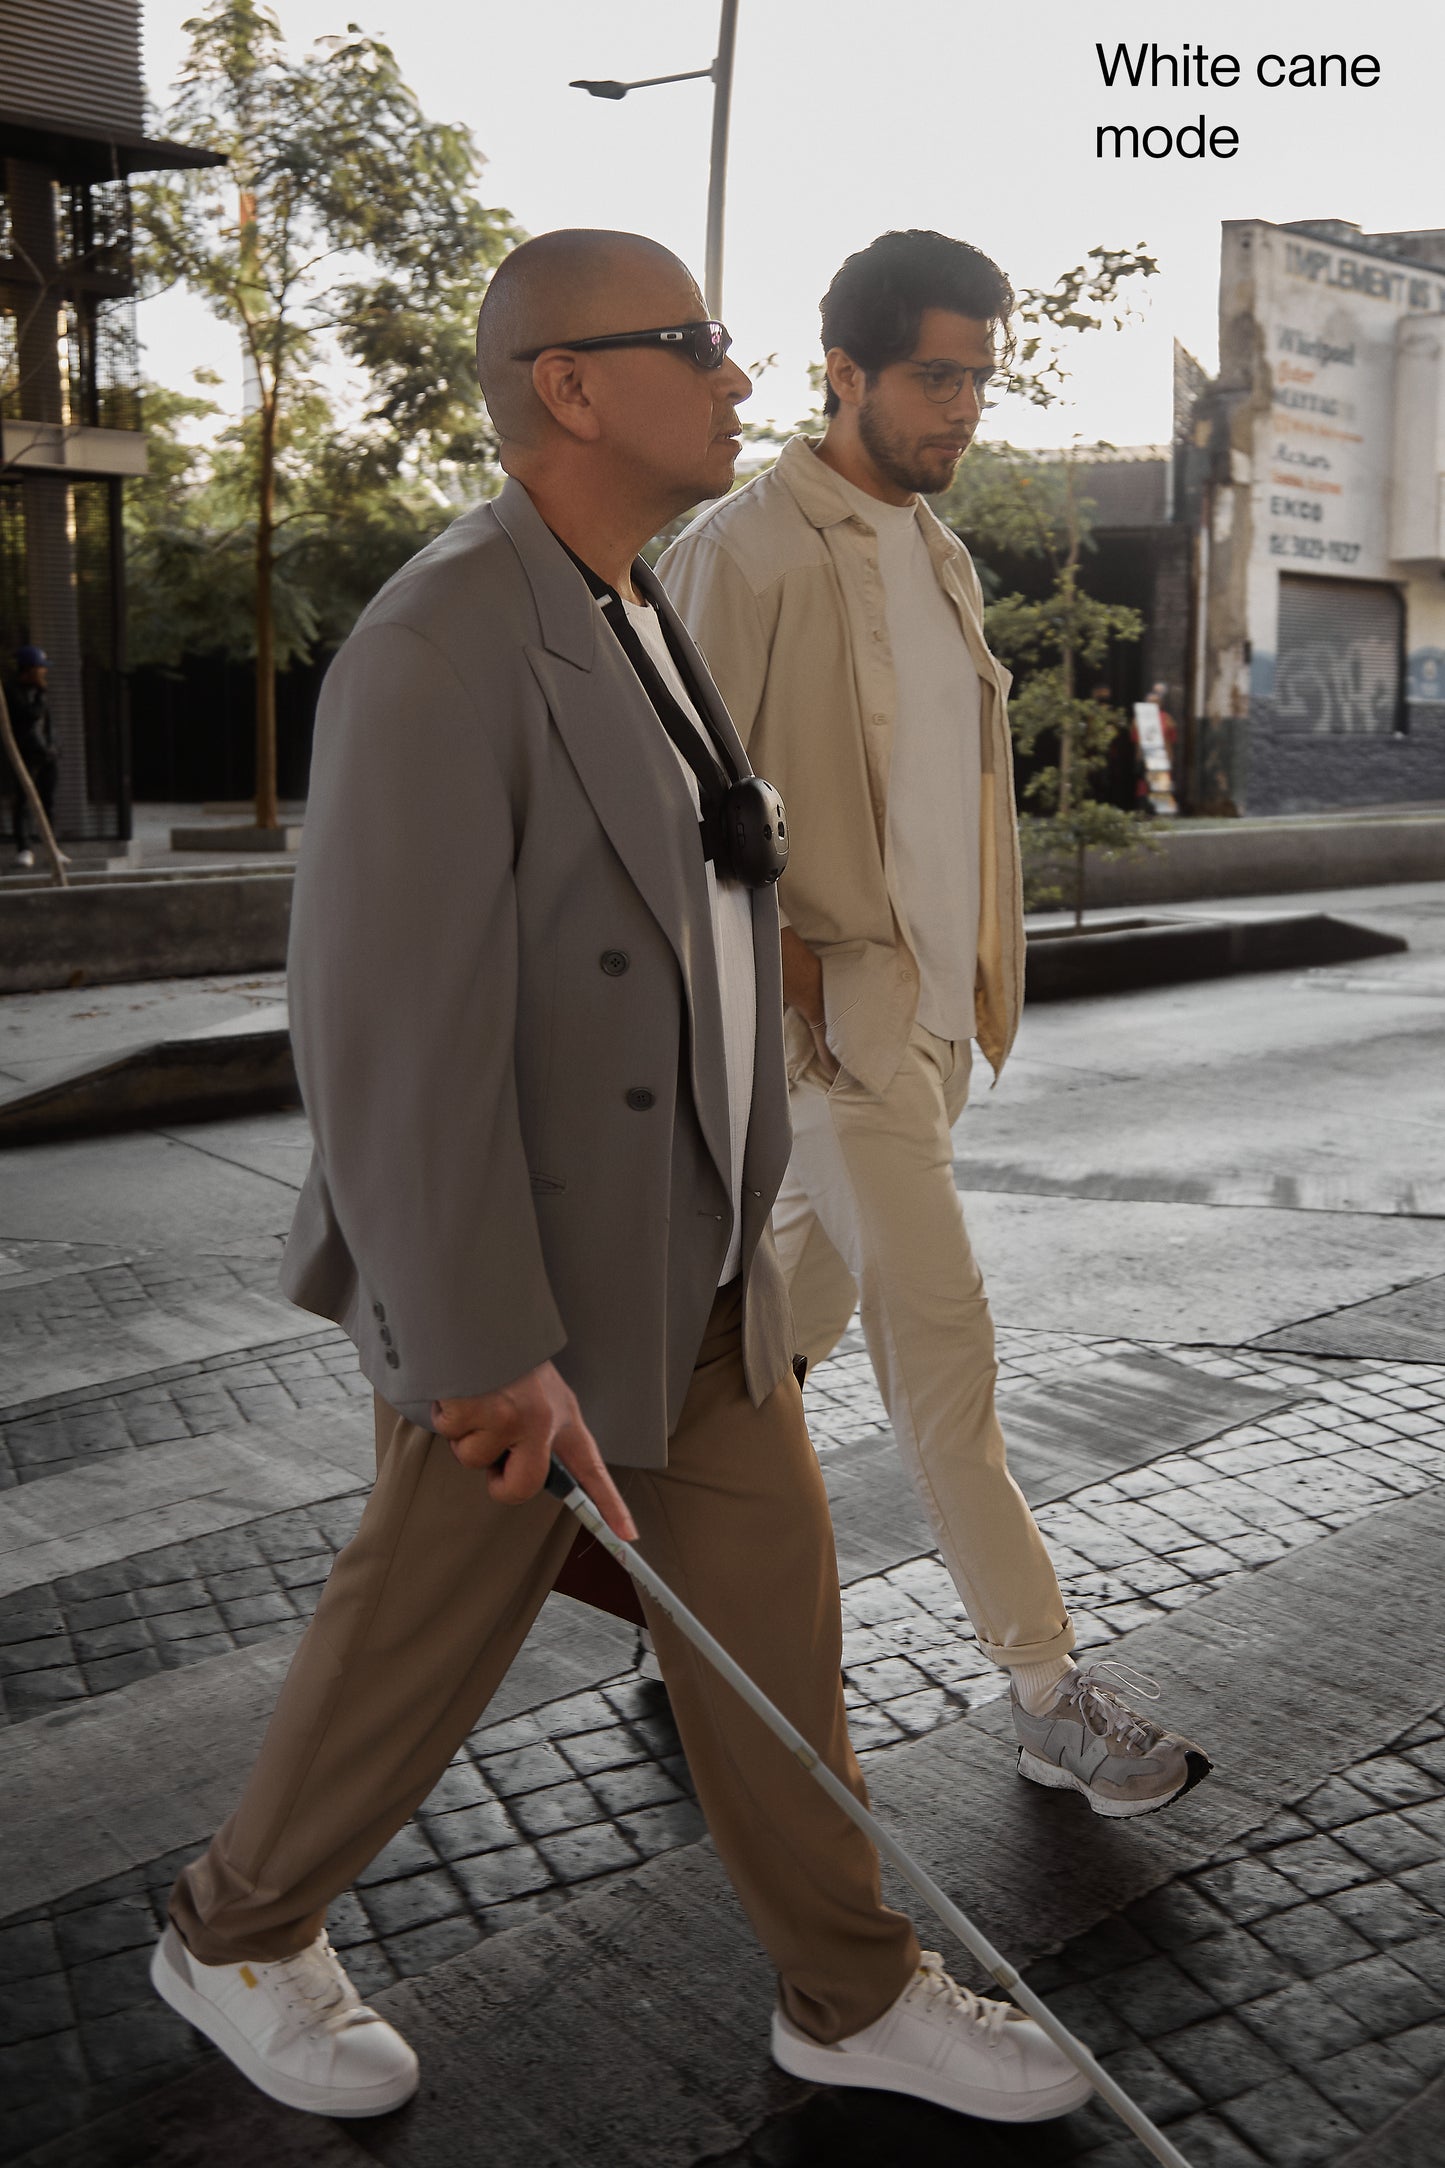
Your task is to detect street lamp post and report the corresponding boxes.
[571,0,739,318]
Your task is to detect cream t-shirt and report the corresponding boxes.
[618,598,756,1284]
[829,470,982,1044]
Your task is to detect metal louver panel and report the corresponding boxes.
[0,2,144,137]
[1275,575,1403,736]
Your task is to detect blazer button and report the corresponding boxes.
[600,950,630,976]
[372,1301,386,1321]
[385,1350,400,1368]
[626,1087,656,1111]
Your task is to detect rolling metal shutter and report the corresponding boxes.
[1276,575,1403,735]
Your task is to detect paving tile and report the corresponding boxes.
[0,1918,60,1986]
[52,1895,157,1967]
[1266,1835,1377,1899]
[1296,1774,1385,1831]
[474,1741,575,1796]
[1220,2070,1367,2166]
[555,1727,653,1779]
[1173,1930,1296,2008]
[618,1800,708,1858]
[1319,1952,1442,2037]
[79,1998,197,2082]
[536,1823,640,1885]
[66,1942,153,2020]
[423,1801,519,1860]
[1252,1901,1377,1980]
[1309,2037,1427,2130]
[0,1968,72,2045]
[1333,1811,1442,1876]
[1153,2011,1291,2105]
[1094,1954,1221,2037]
[1398,1859,1445,1918]
[1393,1927,1445,1995]
[1236,1978,1370,2065]
[382,1914,482,1979]
[1195,1858,1307,1926]
[1325,1879,1443,1950]
[358,1869,466,1939]
[353,1824,440,1886]
[1394,2017,1445,2077]
[448,1846,557,1908]
[1126,1882,1234,1951]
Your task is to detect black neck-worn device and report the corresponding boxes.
[561,542,788,889]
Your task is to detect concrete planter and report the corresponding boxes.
[0,872,293,995]
[1024,911,1405,1002]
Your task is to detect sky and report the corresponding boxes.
[137,0,1443,451]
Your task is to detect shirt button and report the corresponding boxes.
[372,1301,386,1321]
[385,1350,400,1369]
[600,950,629,975]
[626,1087,656,1111]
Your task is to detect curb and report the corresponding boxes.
[0,912,1408,1145]
[1024,911,1406,1002]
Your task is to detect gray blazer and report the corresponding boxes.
[279,477,795,1467]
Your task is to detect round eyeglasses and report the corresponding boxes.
[911,362,1002,407]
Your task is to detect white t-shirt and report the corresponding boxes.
[829,471,982,1044]
[617,598,756,1285]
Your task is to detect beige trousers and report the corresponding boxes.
[773,1025,1074,1670]
[170,1282,919,2045]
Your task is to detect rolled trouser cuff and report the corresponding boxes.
[981,1615,1076,1671]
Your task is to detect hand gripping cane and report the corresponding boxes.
[545,1460,1194,2168]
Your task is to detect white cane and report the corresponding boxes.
[545,1460,1193,2168]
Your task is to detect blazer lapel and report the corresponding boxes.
[495,483,733,1198]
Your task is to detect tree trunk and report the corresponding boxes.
[254,389,279,831]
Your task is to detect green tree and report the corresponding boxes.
[124,372,456,674]
[935,247,1160,923]
[135,1,519,826]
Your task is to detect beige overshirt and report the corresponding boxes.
[658,435,1025,1095]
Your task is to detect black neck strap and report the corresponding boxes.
[556,540,739,812]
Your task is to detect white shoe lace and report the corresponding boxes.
[1063,1661,1166,1753]
[266,1933,365,2030]
[907,1951,1012,2043]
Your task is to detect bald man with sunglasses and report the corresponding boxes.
[148,229,1088,2133]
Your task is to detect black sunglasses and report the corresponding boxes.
[513,320,732,370]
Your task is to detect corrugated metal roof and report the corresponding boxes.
[0,0,143,137]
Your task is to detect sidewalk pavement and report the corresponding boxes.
[1,879,1443,2166]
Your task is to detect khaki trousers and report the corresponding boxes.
[773,1026,1074,1670]
[170,1283,919,2044]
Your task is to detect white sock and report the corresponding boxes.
[1010,1654,1076,1715]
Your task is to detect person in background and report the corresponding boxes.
[5,645,60,868]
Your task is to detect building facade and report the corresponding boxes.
[0,0,219,846]
[1186,218,1445,815]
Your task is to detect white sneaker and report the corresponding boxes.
[771,1951,1092,2123]
[15,850,33,868]
[151,1922,419,2117]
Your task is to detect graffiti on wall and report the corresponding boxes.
[1274,633,1400,734]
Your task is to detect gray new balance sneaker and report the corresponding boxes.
[1011,1662,1212,1818]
